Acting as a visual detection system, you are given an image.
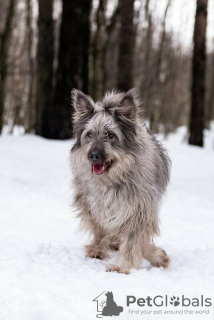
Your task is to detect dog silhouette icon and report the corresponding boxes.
[102,292,123,316]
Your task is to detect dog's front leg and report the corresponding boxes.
[106,232,145,274]
[85,225,109,260]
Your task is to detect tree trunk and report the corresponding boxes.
[149,0,170,133]
[117,0,134,91]
[189,0,208,147]
[25,0,36,133]
[46,0,92,140]
[155,0,170,80]
[36,0,54,136]
[0,0,16,133]
[101,2,120,95]
[91,0,105,101]
[206,44,214,128]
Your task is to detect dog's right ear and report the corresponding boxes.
[71,89,94,123]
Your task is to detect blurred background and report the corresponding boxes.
[0,0,213,146]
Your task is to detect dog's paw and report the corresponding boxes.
[151,249,170,269]
[106,264,130,274]
[85,245,108,260]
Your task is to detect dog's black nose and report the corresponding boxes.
[88,150,102,162]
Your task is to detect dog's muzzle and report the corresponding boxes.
[88,149,111,175]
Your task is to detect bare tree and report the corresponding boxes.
[36,0,54,137]
[91,0,105,101]
[155,0,171,79]
[25,0,35,133]
[47,0,92,139]
[117,0,134,91]
[206,40,214,128]
[189,0,208,147]
[91,0,120,99]
[101,2,120,95]
[0,0,16,133]
[150,0,171,132]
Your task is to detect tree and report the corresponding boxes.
[189,0,208,147]
[0,0,16,133]
[25,0,36,133]
[36,0,54,136]
[150,0,171,132]
[117,0,134,91]
[101,2,120,95]
[206,40,214,128]
[46,0,92,139]
[91,0,120,99]
[91,0,105,101]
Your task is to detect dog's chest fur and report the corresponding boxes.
[82,173,139,231]
[72,154,143,232]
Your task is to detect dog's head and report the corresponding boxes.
[105,291,113,299]
[71,89,142,179]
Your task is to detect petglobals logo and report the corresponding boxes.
[127,295,212,308]
[93,291,123,318]
[92,293,212,318]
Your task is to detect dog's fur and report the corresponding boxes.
[71,88,171,274]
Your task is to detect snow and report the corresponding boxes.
[0,127,214,320]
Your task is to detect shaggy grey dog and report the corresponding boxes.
[71,88,171,274]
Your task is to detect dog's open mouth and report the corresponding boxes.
[92,161,111,175]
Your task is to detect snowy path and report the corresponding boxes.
[0,129,214,320]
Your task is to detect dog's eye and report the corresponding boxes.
[108,132,114,139]
[104,130,114,139]
[86,132,93,139]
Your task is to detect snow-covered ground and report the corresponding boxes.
[0,127,214,320]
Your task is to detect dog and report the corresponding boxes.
[102,292,123,316]
[71,88,171,274]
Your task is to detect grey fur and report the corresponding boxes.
[71,88,171,274]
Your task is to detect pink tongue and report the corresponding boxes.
[93,163,106,175]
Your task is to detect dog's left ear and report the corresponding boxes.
[115,88,141,120]
[71,89,95,123]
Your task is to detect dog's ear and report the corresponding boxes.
[71,89,94,123]
[115,88,141,120]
